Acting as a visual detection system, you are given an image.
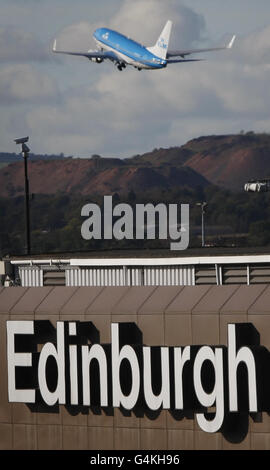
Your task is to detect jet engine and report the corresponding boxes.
[89,57,104,63]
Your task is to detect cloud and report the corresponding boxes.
[24,38,270,157]
[108,0,207,48]
[0,64,59,105]
[3,0,270,157]
[234,25,270,65]
[55,21,99,51]
[56,0,207,51]
[0,26,53,63]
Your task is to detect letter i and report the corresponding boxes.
[69,322,79,405]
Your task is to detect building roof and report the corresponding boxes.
[4,246,270,267]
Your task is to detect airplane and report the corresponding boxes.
[53,20,235,71]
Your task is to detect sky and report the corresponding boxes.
[1,0,270,158]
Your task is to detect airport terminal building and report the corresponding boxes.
[1,248,270,450]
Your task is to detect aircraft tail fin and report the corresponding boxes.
[147,20,172,59]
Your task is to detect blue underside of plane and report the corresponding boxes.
[93,28,166,69]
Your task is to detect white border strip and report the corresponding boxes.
[10,254,270,268]
[70,255,270,267]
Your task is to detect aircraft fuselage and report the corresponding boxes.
[93,28,167,70]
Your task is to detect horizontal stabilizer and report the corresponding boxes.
[167,58,203,64]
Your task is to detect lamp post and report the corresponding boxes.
[196,202,207,247]
[14,137,31,255]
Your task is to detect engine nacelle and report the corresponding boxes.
[89,57,104,63]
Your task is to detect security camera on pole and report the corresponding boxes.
[14,137,31,255]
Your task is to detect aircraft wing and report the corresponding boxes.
[167,35,236,58]
[52,40,119,61]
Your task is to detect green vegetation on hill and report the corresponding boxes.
[1,184,270,256]
[2,132,270,256]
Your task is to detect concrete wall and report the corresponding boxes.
[0,284,270,450]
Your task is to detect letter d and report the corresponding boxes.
[38,322,66,406]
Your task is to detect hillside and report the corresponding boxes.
[129,133,270,191]
[0,158,208,198]
[182,133,270,190]
[1,132,270,197]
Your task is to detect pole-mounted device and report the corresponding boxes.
[14,137,31,255]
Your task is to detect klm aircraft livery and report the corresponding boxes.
[53,20,235,71]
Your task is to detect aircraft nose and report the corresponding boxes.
[94,28,105,39]
[93,28,102,39]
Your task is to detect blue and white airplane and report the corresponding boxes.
[53,20,235,71]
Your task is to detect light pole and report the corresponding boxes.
[14,137,31,255]
[196,202,207,247]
